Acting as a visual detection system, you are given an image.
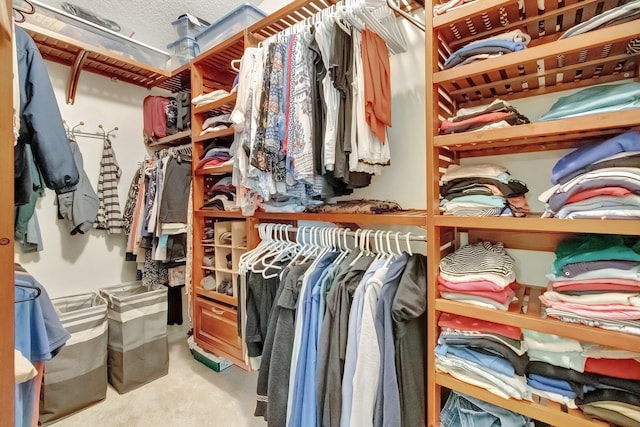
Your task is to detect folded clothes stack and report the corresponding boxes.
[539,130,640,219]
[433,0,478,16]
[443,29,531,69]
[440,163,530,217]
[440,99,530,134]
[191,89,230,108]
[196,146,232,170]
[203,176,237,211]
[539,82,640,122]
[200,113,234,136]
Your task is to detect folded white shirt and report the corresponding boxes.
[191,89,230,107]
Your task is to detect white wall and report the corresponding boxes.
[14,61,168,298]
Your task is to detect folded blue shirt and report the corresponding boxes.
[551,130,640,184]
[527,375,577,399]
[436,343,515,377]
[539,82,640,121]
[444,40,526,69]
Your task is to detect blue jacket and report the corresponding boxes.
[15,25,78,205]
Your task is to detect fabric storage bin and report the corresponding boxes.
[39,292,108,425]
[100,282,169,394]
[196,3,266,53]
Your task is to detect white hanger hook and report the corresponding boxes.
[405,232,413,256]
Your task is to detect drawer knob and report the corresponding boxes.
[211,308,225,315]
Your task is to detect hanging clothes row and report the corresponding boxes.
[240,223,427,427]
[122,144,193,287]
[229,0,408,215]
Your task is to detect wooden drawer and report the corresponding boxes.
[194,297,243,361]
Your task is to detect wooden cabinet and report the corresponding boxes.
[426,1,640,426]
[194,296,244,365]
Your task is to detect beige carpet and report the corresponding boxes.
[53,322,265,427]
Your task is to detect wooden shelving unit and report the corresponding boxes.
[426,0,640,425]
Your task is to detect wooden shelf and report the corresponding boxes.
[195,287,237,307]
[434,20,640,106]
[193,93,237,115]
[193,127,235,143]
[19,22,169,104]
[435,285,640,353]
[146,129,191,148]
[433,0,514,32]
[436,374,609,427]
[254,209,427,227]
[433,215,640,236]
[195,209,245,219]
[195,164,233,176]
[434,109,640,157]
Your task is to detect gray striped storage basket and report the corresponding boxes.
[39,292,108,425]
[100,282,169,394]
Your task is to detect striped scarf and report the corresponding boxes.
[94,137,123,234]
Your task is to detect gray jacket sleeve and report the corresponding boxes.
[16,26,79,194]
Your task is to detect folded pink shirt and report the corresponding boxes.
[438,275,514,292]
[540,295,640,320]
[438,284,516,304]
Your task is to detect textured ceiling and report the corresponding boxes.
[34,0,266,52]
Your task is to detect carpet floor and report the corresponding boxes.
[52,322,265,427]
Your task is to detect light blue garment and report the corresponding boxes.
[440,194,507,207]
[441,392,531,427]
[539,82,640,121]
[14,276,70,427]
[340,258,387,427]
[551,130,640,184]
[436,344,515,377]
[373,254,409,427]
[289,252,338,427]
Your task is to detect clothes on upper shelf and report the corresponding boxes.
[304,199,403,214]
[559,0,640,40]
[202,176,238,211]
[196,146,232,170]
[200,114,233,136]
[230,17,394,215]
[440,164,530,217]
[433,0,478,16]
[539,130,640,219]
[439,99,530,134]
[443,29,531,69]
[250,249,426,427]
[14,265,70,427]
[538,82,640,122]
[191,89,230,108]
